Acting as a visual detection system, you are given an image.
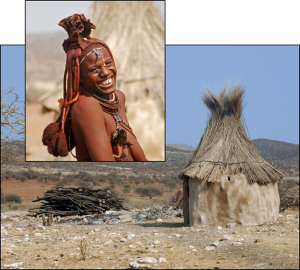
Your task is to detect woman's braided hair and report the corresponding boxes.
[42,14,115,157]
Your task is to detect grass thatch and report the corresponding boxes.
[89,1,165,116]
[179,84,284,185]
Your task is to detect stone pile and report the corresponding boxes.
[61,208,183,225]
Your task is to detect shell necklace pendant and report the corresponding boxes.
[114,113,133,131]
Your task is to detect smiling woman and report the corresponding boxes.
[42,14,147,161]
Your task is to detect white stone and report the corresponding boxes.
[192,249,197,252]
[175,234,182,238]
[189,245,194,248]
[128,245,135,248]
[237,238,244,242]
[33,233,42,236]
[220,234,233,241]
[158,257,167,263]
[104,240,114,246]
[211,241,219,247]
[153,240,161,245]
[216,226,222,229]
[137,257,157,264]
[3,262,23,269]
[82,218,88,222]
[125,232,136,239]
[120,238,127,242]
[156,218,163,223]
[130,261,150,269]
[232,241,242,246]
[204,246,215,251]
[109,233,117,238]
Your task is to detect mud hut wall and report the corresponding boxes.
[188,174,280,226]
[183,177,189,226]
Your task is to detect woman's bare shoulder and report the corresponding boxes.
[116,90,126,104]
[72,95,102,117]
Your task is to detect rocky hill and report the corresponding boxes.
[2,139,299,177]
[252,139,299,160]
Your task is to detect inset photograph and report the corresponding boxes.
[26,1,165,161]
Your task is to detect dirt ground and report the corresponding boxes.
[1,208,299,269]
[1,176,299,269]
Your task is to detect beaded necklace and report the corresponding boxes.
[79,85,135,138]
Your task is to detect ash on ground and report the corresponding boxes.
[59,207,183,225]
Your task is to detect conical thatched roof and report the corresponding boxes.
[89,1,164,116]
[179,84,284,185]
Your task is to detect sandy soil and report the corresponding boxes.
[2,168,298,268]
[1,209,299,269]
[1,177,172,211]
[1,179,52,206]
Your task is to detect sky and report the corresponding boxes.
[26,1,164,34]
[8,4,299,147]
[166,46,299,146]
[26,1,93,34]
[1,46,25,140]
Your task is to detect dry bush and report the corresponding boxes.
[19,176,27,182]
[278,179,299,198]
[135,185,164,199]
[78,237,89,261]
[2,193,22,204]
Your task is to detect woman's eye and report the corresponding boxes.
[106,61,112,66]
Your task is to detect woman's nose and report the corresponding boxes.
[100,65,109,76]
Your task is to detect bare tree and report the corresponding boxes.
[1,87,25,165]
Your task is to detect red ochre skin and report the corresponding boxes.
[71,45,147,161]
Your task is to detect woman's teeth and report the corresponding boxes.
[99,77,112,86]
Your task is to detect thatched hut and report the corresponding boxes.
[179,84,284,226]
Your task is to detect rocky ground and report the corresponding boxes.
[1,208,299,269]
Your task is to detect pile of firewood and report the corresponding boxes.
[28,187,126,217]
